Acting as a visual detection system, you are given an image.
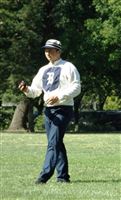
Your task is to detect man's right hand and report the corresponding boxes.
[18,80,28,92]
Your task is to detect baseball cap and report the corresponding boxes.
[42,39,62,50]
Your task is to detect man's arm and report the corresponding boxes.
[18,72,42,99]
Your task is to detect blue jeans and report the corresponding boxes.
[38,106,73,182]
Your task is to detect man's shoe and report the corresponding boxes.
[57,178,70,183]
[35,179,46,184]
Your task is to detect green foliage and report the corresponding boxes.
[0,0,44,102]
[83,0,121,108]
[0,0,121,109]
[0,107,14,130]
[34,114,45,132]
[104,95,121,110]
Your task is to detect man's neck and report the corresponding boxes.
[51,58,61,64]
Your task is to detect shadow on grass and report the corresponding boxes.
[72,179,121,183]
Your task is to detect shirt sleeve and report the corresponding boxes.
[58,63,81,101]
[24,70,42,98]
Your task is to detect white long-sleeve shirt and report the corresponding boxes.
[25,59,81,107]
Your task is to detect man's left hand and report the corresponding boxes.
[46,96,59,105]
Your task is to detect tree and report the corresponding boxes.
[1,0,121,131]
[83,0,121,108]
[8,96,44,132]
[0,0,45,103]
[8,98,31,132]
[1,0,92,131]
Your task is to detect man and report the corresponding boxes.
[19,39,81,184]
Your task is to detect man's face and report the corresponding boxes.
[45,48,61,63]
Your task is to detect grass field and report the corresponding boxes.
[0,133,121,200]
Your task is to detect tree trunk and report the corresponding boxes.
[8,95,44,133]
[73,92,84,132]
[98,95,107,110]
[8,99,30,132]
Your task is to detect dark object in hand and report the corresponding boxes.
[18,80,27,91]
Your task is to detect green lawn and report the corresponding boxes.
[0,133,121,200]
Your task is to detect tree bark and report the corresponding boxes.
[8,96,44,132]
[73,92,84,132]
[8,99,30,132]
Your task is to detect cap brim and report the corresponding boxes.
[42,45,55,48]
[42,45,61,50]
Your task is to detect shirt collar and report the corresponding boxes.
[49,58,62,66]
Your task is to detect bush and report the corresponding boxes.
[0,107,15,130]
[78,111,121,132]
[34,114,45,132]
[104,96,121,110]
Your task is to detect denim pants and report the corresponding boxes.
[38,106,73,182]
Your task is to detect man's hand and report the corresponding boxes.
[46,96,59,105]
[18,80,28,92]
